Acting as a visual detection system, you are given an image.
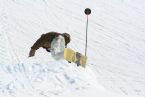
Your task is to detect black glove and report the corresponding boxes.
[46,49,50,52]
[29,49,36,57]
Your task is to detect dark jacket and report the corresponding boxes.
[29,32,71,57]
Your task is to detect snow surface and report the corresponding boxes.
[0,0,145,97]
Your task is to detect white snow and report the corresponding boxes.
[0,0,145,97]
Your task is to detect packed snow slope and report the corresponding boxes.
[0,0,145,97]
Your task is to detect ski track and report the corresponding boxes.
[0,0,145,97]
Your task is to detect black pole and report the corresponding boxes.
[84,8,91,56]
[85,15,88,56]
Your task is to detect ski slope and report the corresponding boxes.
[0,0,145,97]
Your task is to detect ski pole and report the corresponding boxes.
[84,8,91,56]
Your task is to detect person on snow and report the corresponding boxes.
[29,32,71,57]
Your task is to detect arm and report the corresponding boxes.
[29,34,45,57]
[31,34,45,50]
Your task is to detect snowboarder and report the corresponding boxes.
[29,32,71,57]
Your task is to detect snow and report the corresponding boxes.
[0,0,145,97]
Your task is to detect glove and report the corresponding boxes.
[29,49,36,57]
[46,49,50,52]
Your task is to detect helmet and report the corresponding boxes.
[62,33,71,43]
[63,33,70,38]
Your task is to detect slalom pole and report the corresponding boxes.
[84,8,91,56]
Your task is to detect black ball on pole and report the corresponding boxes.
[84,8,91,15]
[84,8,91,56]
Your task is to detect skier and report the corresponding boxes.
[29,32,71,57]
